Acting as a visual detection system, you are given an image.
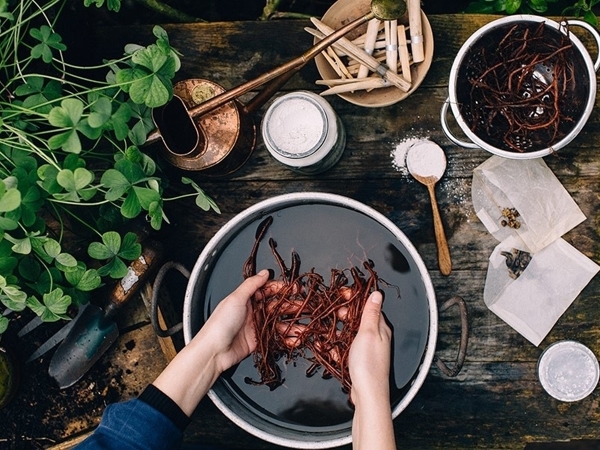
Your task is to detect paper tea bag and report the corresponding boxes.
[472,156,585,254]
[484,235,599,346]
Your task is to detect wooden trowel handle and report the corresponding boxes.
[105,240,164,316]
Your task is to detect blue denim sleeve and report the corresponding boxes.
[75,385,187,450]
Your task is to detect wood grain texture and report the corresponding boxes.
[39,14,600,449]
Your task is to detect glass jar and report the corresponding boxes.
[537,340,599,402]
[261,91,346,175]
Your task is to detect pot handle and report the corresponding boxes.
[433,296,469,377]
[150,261,190,338]
[564,19,600,72]
[440,98,480,149]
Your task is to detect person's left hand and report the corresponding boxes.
[192,269,270,373]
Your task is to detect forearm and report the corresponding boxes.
[351,392,396,450]
[152,272,269,416]
[152,333,221,417]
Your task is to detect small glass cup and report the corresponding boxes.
[537,340,599,402]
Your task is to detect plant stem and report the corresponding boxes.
[52,203,103,238]
[162,193,201,202]
[52,55,131,72]
[132,0,206,22]
[1,125,60,168]
[260,0,282,20]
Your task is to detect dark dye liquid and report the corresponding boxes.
[457,22,588,153]
[192,203,430,434]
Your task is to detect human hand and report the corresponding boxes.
[152,270,269,417]
[348,292,396,450]
[348,291,392,407]
[192,269,270,374]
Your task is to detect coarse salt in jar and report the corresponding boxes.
[261,91,346,174]
[537,340,600,402]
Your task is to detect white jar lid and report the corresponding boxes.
[538,340,600,402]
[262,92,328,160]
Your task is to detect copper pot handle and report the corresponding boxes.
[150,261,190,338]
[434,296,469,377]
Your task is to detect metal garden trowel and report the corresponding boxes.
[48,241,163,389]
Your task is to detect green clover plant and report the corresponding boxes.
[0,0,219,335]
[465,0,599,26]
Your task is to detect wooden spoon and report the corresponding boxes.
[406,140,452,276]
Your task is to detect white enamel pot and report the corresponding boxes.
[441,15,600,159]
[150,193,467,449]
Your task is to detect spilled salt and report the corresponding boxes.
[391,137,426,174]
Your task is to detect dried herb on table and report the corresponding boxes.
[501,248,532,279]
[500,207,521,229]
[460,21,588,152]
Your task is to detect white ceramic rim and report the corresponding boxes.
[182,192,438,449]
[447,15,598,159]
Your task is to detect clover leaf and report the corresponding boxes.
[182,177,221,213]
[87,231,141,278]
[0,179,21,213]
[0,275,27,311]
[54,167,97,202]
[147,200,164,230]
[47,98,84,152]
[0,241,18,275]
[123,186,161,218]
[152,26,181,72]
[4,167,45,228]
[48,98,102,153]
[30,25,67,63]
[110,103,132,141]
[14,77,62,114]
[101,158,160,218]
[84,0,121,12]
[26,288,71,322]
[127,102,155,146]
[19,185,42,227]
[116,41,176,108]
[37,164,62,195]
[0,316,7,334]
[0,148,37,173]
[0,0,13,20]
[88,96,113,128]
[36,238,78,272]
[64,263,101,292]
[100,168,130,201]
[3,235,26,255]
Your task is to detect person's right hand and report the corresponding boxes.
[348,290,392,407]
[348,291,396,450]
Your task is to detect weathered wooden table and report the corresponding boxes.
[2,13,600,450]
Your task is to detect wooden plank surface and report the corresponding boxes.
[2,13,599,450]
[97,14,600,450]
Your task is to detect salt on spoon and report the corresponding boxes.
[406,139,452,276]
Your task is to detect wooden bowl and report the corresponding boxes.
[314,0,434,108]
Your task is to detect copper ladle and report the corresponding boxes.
[146,0,407,175]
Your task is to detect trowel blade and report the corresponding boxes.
[26,304,90,363]
[48,304,119,389]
